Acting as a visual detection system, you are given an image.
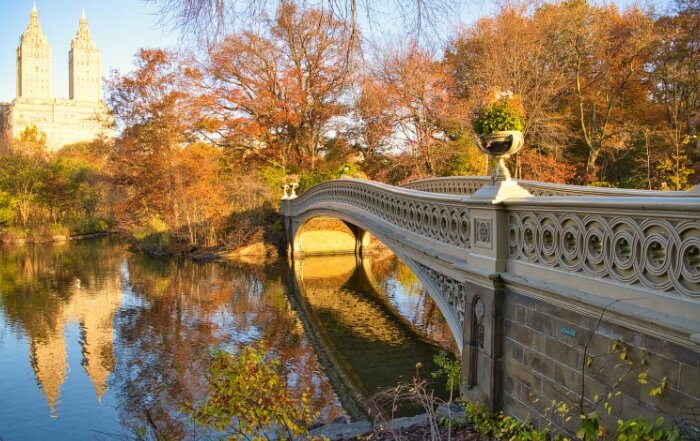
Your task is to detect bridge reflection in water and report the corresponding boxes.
[287,253,454,420]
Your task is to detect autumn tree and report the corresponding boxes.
[108,49,187,229]
[445,4,572,173]
[11,125,48,158]
[107,48,229,246]
[352,76,395,164]
[0,127,49,226]
[172,143,228,246]
[202,3,356,173]
[371,42,465,178]
[554,2,657,181]
[648,0,700,189]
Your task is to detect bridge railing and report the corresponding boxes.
[283,178,482,251]
[504,196,700,340]
[403,176,700,197]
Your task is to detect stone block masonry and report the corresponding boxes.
[502,289,700,432]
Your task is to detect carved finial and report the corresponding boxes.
[289,183,299,199]
[32,0,37,12]
[81,7,85,18]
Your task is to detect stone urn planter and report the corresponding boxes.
[476,130,524,182]
[476,130,523,157]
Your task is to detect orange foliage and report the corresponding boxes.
[107,49,229,246]
[375,43,467,177]
[518,149,578,184]
[204,3,356,172]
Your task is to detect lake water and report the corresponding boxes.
[0,238,455,440]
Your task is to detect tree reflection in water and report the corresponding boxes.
[0,239,454,440]
[112,255,341,439]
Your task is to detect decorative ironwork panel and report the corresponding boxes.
[291,180,471,249]
[508,211,700,298]
[415,262,467,333]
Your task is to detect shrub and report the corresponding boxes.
[615,417,681,441]
[133,216,170,254]
[67,216,111,236]
[188,343,316,440]
[472,88,526,135]
[0,192,16,226]
[432,351,461,401]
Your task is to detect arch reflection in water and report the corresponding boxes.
[288,253,456,419]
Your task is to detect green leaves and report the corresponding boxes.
[432,350,461,395]
[616,417,681,441]
[472,97,526,135]
[464,401,551,441]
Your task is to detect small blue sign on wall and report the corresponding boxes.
[560,326,577,337]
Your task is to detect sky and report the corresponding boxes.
[0,0,178,102]
[0,0,669,103]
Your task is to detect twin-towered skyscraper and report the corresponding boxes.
[1,4,110,152]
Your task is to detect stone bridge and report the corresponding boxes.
[281,176,700,432]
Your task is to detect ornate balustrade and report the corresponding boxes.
[285,178,477,250]
[502,197,700,342]
[505,198,700,300]
[403,176,700,197]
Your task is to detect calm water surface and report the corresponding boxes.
[0,238,454,440]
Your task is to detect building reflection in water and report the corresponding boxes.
[0,239,124,417]
[29,275,122,416]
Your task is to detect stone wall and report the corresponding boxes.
[502,289,700,433]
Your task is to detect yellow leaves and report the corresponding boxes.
[611,339,625,352]
[604,401,612,415]
[637,371,648,385]
[556,401,570,416]
[190,342,319,439]
[649,377,668,397]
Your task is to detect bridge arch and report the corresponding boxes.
[287,208,466,352]
[291,215,372,256]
